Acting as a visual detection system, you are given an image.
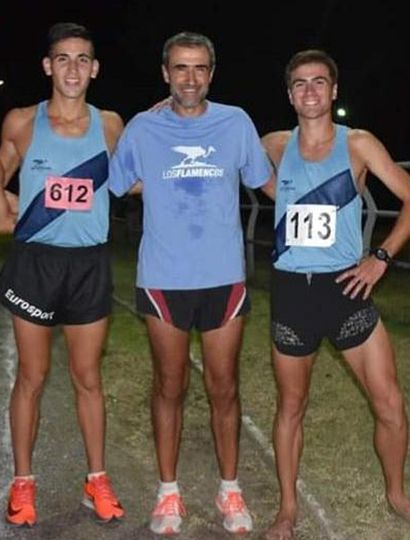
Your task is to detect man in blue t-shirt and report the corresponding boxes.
[109,31,274,536]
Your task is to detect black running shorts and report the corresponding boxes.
[271,268,380,356]
[0,241,113,326]
[136,282,250,332]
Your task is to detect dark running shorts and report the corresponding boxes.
[136,282,251,332]
[271,268,380,356]
[0,241,113,326]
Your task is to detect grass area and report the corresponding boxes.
[1,228,410,538]
[104,228,410,539]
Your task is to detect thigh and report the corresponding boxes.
[273,347,315,403]
[196,282,250,332]
[145,315,191,383]
[64,318,109,378]
[201,316,245,383]
[271,269,321,356]
[325,272,379,351]
[136,288,195,331]
[342,320,398,399]
[0,242,63,326]
[64,244,113,325]
[12,315,53,376]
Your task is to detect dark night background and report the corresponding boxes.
[1,0,409,207]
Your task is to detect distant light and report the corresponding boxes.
[336,107,347,118]
[0,80,4,87]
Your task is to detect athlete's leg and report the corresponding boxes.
[145,315,190,481]
[343,319,410,519]
[64,318,109,472]
[200,317,245,480]
[9,315,52,475]
[265,347,314,540]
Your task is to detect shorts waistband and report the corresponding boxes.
[273,265,356,280]
[13,240,109,256]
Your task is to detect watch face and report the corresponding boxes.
[372,248,390,262]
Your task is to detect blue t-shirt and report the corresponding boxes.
[274,124,362,272]
[15,101,109,247]
[109,101,272,289]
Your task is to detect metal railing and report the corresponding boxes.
[243,161,410,275]
[111,162,410,275]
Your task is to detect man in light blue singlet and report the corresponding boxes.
[109,31,274,536]
[0,22,124,527]
[261,49,410,540]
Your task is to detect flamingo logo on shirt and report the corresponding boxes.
[172,145,216,167]
[162,144,223,180]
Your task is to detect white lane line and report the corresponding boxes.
[0,311,16,534]
[112,297,347,539]
[190,354,346,540]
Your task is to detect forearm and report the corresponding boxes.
[128,180,143,196]
[379,201,410,257]
[0,165,16,233]
[260,174,276,200]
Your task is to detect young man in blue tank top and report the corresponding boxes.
[261,50,410,540]
[109,32,274,535]
[0,23,124,527]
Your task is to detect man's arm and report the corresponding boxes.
[260,174,276,200]
[260,130,291,200]
[0,108,28,233]
[336,129,410,299]
[128,181,143,195]
[0,164,15,234]
[358,130,410,257]
[101,110,124,155]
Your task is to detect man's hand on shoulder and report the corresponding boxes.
[261,130,291,167]
[148,96,173,112]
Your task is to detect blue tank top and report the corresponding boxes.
[109,101,272,289]
[273,124,362,272]
[15,101,109,247]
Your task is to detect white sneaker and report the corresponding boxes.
[150,492,186,535]
[216,489,253,533]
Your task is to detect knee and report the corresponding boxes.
[70,366,102,395]
[154,373,186,403]
[206,374,238,405]
[277,391,309,422]
[15,367,48,397]
[373,386,406,428]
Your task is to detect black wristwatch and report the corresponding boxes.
[369,247,392,265]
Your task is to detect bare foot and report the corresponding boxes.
[264,519,295,540]
[388,497,410,522]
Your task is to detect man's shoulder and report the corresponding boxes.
[99,109,124,130]
[4,104,37,125]
[262,130,292,149]
[261,130,293,166]
[2,104,38,139]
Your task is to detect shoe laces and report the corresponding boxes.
[153,493,186,517]
[11,480,35,506]
[90,475,117,501]
[220,490,247,515]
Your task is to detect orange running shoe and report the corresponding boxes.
[150,492,186,535]
[82,474,124,522]
[6,477,37,527]
[215,489,253,533]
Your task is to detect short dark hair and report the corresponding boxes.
[162,31,216,68]
[285,49,338,87]
[47,22,94,57]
